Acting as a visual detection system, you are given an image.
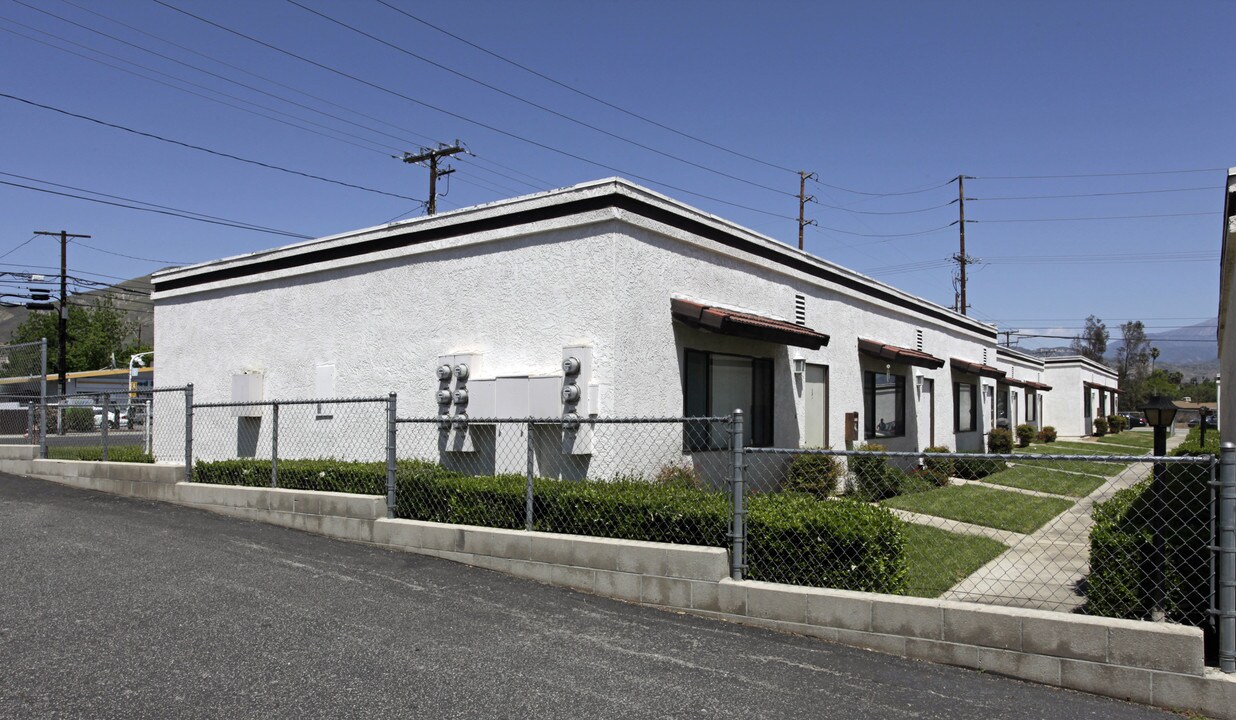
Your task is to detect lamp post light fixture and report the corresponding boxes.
[1140,394,1179,622]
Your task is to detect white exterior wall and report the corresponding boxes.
[153,179,999,483]
[995,349,1046,430]
[1041,358,1120,438]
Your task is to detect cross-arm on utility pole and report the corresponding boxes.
[401,141,466,215]
[951,175,977,315]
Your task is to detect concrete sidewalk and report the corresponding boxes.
[0,472,1175,720]
[945,433,1187,611]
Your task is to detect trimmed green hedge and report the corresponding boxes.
[194,457,908,593]
[48,445,153,464]
[1087,445,1212,623]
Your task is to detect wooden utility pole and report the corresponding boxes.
[797,171,817,250]
[401,142,466,215]
[951,175,975,315]
[34,230,89,397]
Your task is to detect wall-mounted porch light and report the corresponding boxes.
[793,356,806,376]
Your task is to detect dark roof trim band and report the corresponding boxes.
[154,191,996,338]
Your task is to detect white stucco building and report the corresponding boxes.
[1041,356,1120,438]
[152,178,1008,480]
[993,347,1051,431]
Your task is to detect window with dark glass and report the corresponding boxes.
[954,381,977,432]
[1084,390,1092,417]
[864,371,905,438]
[1099,391,1107,416]
[1026,391,1037,422]
[683,349,773,450]
[996,388,1009,426]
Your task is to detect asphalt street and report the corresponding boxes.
[0,473,1179,719]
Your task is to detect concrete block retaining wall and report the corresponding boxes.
[3,447,1232,719]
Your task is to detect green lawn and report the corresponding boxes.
[902,523,1007,598]
[1019,442,1124,455]
[1094,433,1156,450]
[1014,446,1130,476]
[47,445,153,463]
[882,485,1074,534]
[980,464,1106,497]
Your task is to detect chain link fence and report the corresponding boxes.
[37,387,191,463]
[188,397,393,492]
[743,444,1215,627]
[393,416,734,546]
[0,339,46,449]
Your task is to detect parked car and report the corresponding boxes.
[1187,416,1217,429]
[1118,412,1147,428]
[91,408,127,430]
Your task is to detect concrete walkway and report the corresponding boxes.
[942,434,1186,611]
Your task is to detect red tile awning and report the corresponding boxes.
[950,357,1007,379]
[1000,376,1031,389]
[1084,381,1122,394]
[1024,381,1053,392]
[671,298,830,349]
[857,338,945,369]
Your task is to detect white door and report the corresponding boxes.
[804,364,828,448]
[920,378,935,447]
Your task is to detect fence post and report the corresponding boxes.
[271,402,279,488]
[184,384,194,483]
[1220,442,1235,673]
[525,421,535,531]
[144,400,152,455]
[38,337,46,459]
[26,405,33,443]
[385,393,397,519]
[100,393,109,463]
[730,409,745,581]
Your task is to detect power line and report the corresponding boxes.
[0,235,39,261]
[0,93,427,203]
[976,168,1226,180]
[369,0,799,175]
[288,0,795,198]
[816,199,956,215]
[149,0,799,221]
[813,221,957,239]
[0,170,308,237]
[70,240,185,266]
[0,178,313,239]
[811,176,957,197]
[971,211,1215,223]
[973,187,1216,201]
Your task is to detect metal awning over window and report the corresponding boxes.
[950,357,1007,379]
[857,338,945,369]
[1084,381,1122,394]
[671,298,830,350]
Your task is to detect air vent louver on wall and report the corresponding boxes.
[916,329,924,352]
[794,294,806,326]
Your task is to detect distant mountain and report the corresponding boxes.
[1109,319,1218,368]
[0,274,153,348]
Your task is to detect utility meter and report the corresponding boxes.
[452,413,468,430]
[436,364,453,381]
[438,413,451,430]
[436,389,452,405]
[562,356,581,375]
[453,388,468,404]
[562,412,581,430]
[561,383,581,404]
[453,363,469,381]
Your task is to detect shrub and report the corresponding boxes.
[783,451,842,497]
[1014,424,1036,448]
[953,453,1007,480]
[1093,416,1108,436]
[1108,414,1127,433]
[1036,426,1058,443]
[47,445,153,463]
[921,446,954,487]
[987,427,1014,454]
[655,463,704,490]
[1087,458,1211,625]
[849,443,900,501]
[63,407,95,433]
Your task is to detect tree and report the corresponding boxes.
[1070,315,1108,363]
[1115,321,1153,407]
[8,296,148,374]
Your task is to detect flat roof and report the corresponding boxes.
[1042,354,1118,376]
[153,178,997,340]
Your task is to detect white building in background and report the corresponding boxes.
[993,346,1052,431]
[152,178,1007,482]
[1041,356,1120,438]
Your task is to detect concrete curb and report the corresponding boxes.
[7,451,1233,719]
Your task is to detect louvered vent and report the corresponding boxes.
[794,294,806,326]
[915,329,924,352]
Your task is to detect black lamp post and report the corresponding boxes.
[1140,394,1178,621]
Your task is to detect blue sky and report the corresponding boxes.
[1,1,1229,347]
